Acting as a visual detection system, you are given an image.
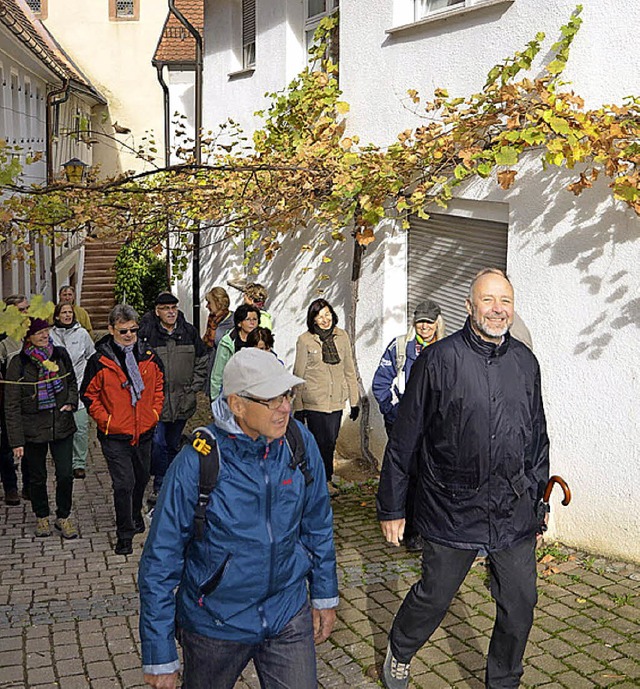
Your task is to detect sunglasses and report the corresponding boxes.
[116,327,139,335]
[239,389,296,410]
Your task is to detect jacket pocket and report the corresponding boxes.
[508,470,529,498]
[199,553,232,598]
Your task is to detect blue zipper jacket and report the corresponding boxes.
[372,335,421,425]
[138,397,339,675]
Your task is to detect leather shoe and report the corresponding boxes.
[4,490,20,506]
[114,538,133,556]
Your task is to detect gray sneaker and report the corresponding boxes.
[382,643,410,689]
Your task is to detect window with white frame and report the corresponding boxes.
[415,0,466,20]
[26,0,47,17]
[305,0,339,61]
[242,0,256,68]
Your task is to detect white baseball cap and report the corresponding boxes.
[223,348,304,399]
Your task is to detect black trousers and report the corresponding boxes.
[305,410,342,481]
[100,436,151,540]
[384,421,419,540]
[390,537,538,689]
[25,436,74,519]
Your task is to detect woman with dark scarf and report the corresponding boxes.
[209,304,259,402]
[51,302,95,479]
[5,318,78,538]
[81,304,164,555]
[293,299,359,494]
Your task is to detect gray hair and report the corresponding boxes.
[5,294,28,307]
[59,284,75,295]
[108,303,139,326]
[468,268,512,299]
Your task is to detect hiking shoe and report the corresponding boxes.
[382,643,410,689]
[4,490,20,506]
[55,517,78,539]
[133,515,145,535]
[114,538,133,555]
[35,517,51,538]
[147,491,158,507]
[73,468,86,480]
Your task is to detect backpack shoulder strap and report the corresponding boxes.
[190,427,219,541]
[285,421,314,486]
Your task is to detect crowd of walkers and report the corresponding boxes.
[0,270,550,689]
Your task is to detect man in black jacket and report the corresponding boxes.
[377,268,549,689]
[139,292,209,505]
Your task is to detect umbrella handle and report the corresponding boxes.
[543,475,571,506]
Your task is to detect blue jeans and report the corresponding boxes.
[179,603,317,689]
[150,419,187,492]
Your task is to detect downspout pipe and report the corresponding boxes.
[45,79,71,297]
[156,62,172,285]
[168,0,203,330]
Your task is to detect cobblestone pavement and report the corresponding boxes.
[1,433,639,688]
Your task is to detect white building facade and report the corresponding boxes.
[191,0,640,562]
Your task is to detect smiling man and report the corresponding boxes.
[139,348,338,689]
[377,268,550,689]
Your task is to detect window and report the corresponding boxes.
[242,0,256,68]
[305,0,339,62]
[26,0,47,17]
[109,0,139,21]
[415,0,485,21]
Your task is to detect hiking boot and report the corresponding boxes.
[35,517,51,538]
[133,515,145,534]
[4,490,20,506]
[381,643,410,689]
[73,468,86,480]
[326,481,340,498]
[114,538,133,555]
[54,517,78,539]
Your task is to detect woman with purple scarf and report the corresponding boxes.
[5,318,78,539]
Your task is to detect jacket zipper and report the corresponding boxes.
[262,443,276,602]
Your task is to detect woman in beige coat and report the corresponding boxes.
[293,299,359,489]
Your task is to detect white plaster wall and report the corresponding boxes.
[193,0,640,561]
[203,0,305,137]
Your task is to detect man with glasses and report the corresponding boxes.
[81,304,164,555]
[139,292,208,506]
[139,348,338,689]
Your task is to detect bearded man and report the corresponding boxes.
[377,268,550,689]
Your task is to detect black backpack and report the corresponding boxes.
[189,422,314,541]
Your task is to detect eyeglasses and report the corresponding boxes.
[239,389,296,410]
[116,327,139,335]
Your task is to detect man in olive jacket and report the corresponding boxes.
[139,292,209,501]
[377,269,549,689]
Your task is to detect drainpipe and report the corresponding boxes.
[156,63,172,286]
[168,0,203,330]
[45,79,71,298]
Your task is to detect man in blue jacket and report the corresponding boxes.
[377,269,549,689]
[138,348,339,689]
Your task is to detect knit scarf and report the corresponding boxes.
[202,309,229,347]
[314,325,341,365]
[114,342,145,406]
[23,340,63,410]
[54,317,77,330]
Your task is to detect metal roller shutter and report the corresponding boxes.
[408,213,508,333]
[242,0,256,46]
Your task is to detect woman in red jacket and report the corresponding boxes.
[81,304,164,556]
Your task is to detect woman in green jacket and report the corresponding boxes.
[209,304,259,401]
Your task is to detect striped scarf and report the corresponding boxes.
[23,341,63,410]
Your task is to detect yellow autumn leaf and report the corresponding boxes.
[322,256,332,263]
[28,295,55,321]
[336,101,350,114]
[41,360,59,373]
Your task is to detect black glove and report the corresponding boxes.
[293,410,307,423]
[536,500,550,534]
[349,406,360,421]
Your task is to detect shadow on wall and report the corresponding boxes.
[504,162,640,360]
